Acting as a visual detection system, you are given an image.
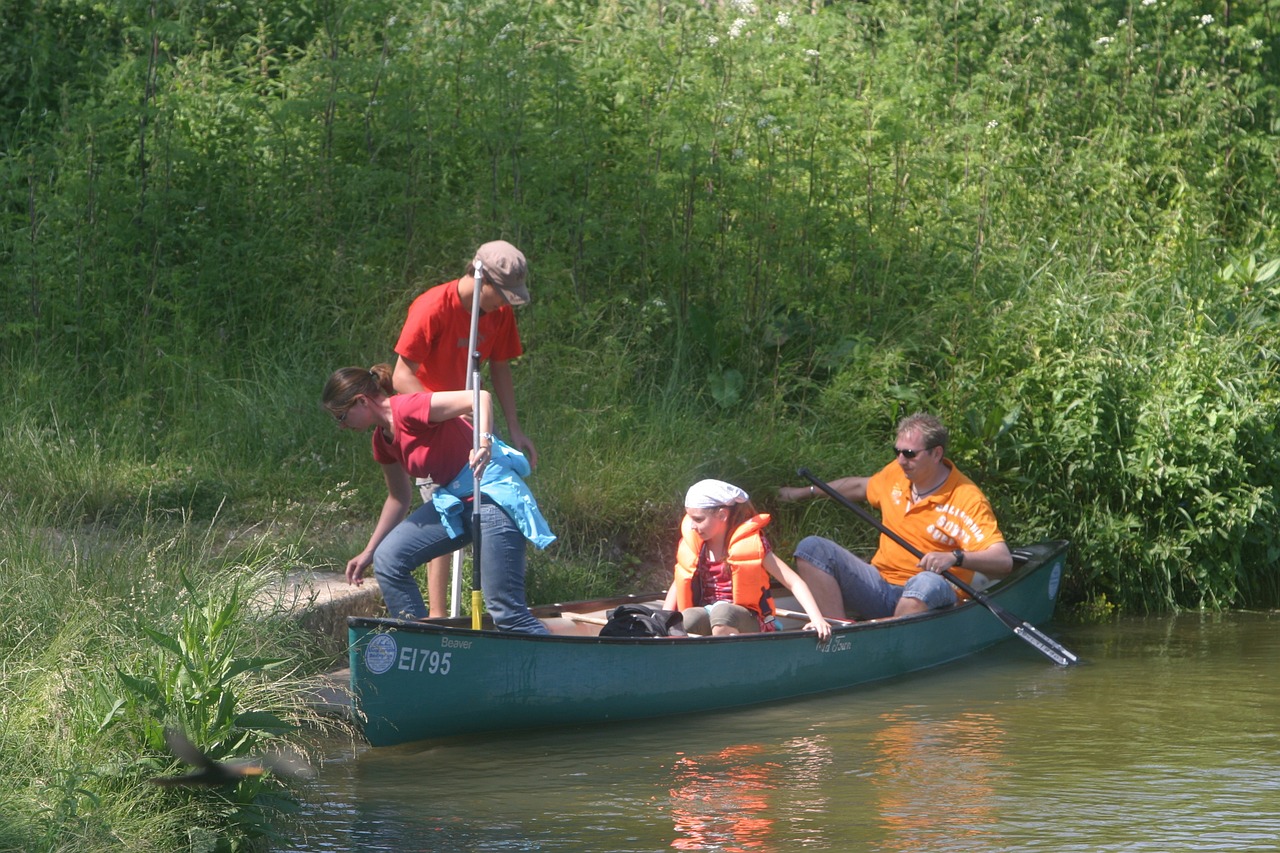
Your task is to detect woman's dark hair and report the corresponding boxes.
[322,364,395,417]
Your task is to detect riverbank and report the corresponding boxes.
[0,511,374,851]
[264,569,387,720]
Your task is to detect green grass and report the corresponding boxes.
[0,500,359,851]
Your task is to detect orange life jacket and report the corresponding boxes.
[672,513,775,625]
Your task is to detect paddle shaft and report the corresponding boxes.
[797,468,1078,666]
[468,261,485,630]
[774,607,856,627]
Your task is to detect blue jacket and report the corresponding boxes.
[431,438,557,549]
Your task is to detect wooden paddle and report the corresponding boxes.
[797,468,1079,666]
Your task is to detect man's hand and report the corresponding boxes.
[507,428,538,468]
[916,550,961,574]
[777,485,814,502]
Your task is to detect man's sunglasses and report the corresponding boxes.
[894,446,935,459]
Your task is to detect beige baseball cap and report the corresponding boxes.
[472,240,529,305]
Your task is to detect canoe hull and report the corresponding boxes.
[349,540,1069,746]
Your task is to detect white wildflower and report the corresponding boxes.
[986,120,999,130]
[757,114,775,128]
[1118,18,1128,26]
[729,18,747,39]
[732,148,744,159]
[1033,16,1043,25]
[776,11,791,28]
[805,48,820,57]
[1141,0,1156,6]
[708,34,720,46]
[1199,14,1213,26]
[730,0,757,14]
[1096,36,1113,45]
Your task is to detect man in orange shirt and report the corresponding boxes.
[392,240,538,617]
[778,413,1012,620]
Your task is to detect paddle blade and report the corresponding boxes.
[1015,623,1079,666]
[971,592,1079,666]
[1012,625,1076,666]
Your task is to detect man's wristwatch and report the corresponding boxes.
[952,549,965,567]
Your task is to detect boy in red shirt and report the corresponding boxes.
[392,241,538,616]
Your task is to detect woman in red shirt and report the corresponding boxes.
[322,364,549,634]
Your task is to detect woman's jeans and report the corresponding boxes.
[373,499,549,634]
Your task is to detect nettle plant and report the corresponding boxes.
[104,570,303,845]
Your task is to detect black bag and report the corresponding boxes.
[599,604,687,638]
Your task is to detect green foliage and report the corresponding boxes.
[106,571,306,850]
[951,256,1280,611]
[4,0,1277,599]
[0,502,350,851]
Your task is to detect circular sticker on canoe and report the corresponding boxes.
[1048,561,1062,601]
[364,634,398,675]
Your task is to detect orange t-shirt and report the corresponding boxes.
[864,459,1005,587]
[394,279,523,391]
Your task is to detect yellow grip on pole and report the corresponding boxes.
[471,589,483,630]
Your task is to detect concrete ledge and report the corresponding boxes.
[306,668,355,720]
[261,572,385,663]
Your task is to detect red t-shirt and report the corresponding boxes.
[370,393,473,484]
[698,534,774,604]
[394,280,523,391]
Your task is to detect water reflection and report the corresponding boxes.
[667,744,777,850]
[285,612,1280,852]
[868,711,1005,851]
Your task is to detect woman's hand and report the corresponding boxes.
[469,441,492,477]
[805,619,833,643]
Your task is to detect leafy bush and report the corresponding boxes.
[1,0,1277,612]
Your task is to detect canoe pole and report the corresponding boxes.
[468,259,486,631]
[797,468,1079,666]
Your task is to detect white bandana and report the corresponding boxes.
[684,479,749,509]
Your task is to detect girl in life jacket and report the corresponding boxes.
[662,479,832,642]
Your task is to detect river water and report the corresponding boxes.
[285,612,1280,852]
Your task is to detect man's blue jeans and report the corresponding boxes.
[373,499,548,634]
[794,535,956,619]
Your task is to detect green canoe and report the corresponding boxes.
[349,539,1070,747]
